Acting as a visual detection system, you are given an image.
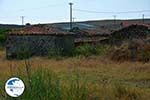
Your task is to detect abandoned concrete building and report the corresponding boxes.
[6,25,75,58]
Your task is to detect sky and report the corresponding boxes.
[0,0,150,25]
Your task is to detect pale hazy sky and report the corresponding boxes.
[0,0,150,24]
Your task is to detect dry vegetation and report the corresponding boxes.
[0,49,150,100]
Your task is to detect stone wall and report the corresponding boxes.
[6,34,74,58]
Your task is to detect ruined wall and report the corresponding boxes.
[6,35,74,58]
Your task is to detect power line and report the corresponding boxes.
[73,9,150,14]
[144,15,150,16]
[3,3,64,15]
[19,3,63,12]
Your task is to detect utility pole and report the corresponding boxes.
[73,17,76,28]
[142,14,144,24]
[69,2,73,30]
[113,15,116,25]
[73,17,76,22]
[21,16,25,25]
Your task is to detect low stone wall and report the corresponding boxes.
[6,34,74,58]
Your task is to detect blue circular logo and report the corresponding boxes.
[5,77,25,97]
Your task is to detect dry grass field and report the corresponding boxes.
[0,50,150,100]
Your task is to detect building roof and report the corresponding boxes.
[83,29,111,36]
[8,25,74,36]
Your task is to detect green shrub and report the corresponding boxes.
[0,29,9,43]
[48,44,110,58]
[16,46,31,60]
[22,69,62,100]
[48,48,65,59]
[0,29,9,49]
[16,50,31,60]
[74,44,109,57]
[0,34,6,43]
[64,70,89,100]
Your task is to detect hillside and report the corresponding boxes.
[52,19,150,31]
[0,24,23,29]
[1,19,150,30]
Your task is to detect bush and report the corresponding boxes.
[0,29,9,48]
[0,29,9,43]
[48,48,60,58]
[137,44,150,62]
[23,69,62,100]
[74,44,109,57]
[109,41,150,62]
[48,44,109,58]
[0,34,6,43]
[109,43,131,61]
[48,48,67,59]
[16,45,31,60]
[16,50,31,60]
[65,70,89,100]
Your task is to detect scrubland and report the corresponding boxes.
[0,50,150,100]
